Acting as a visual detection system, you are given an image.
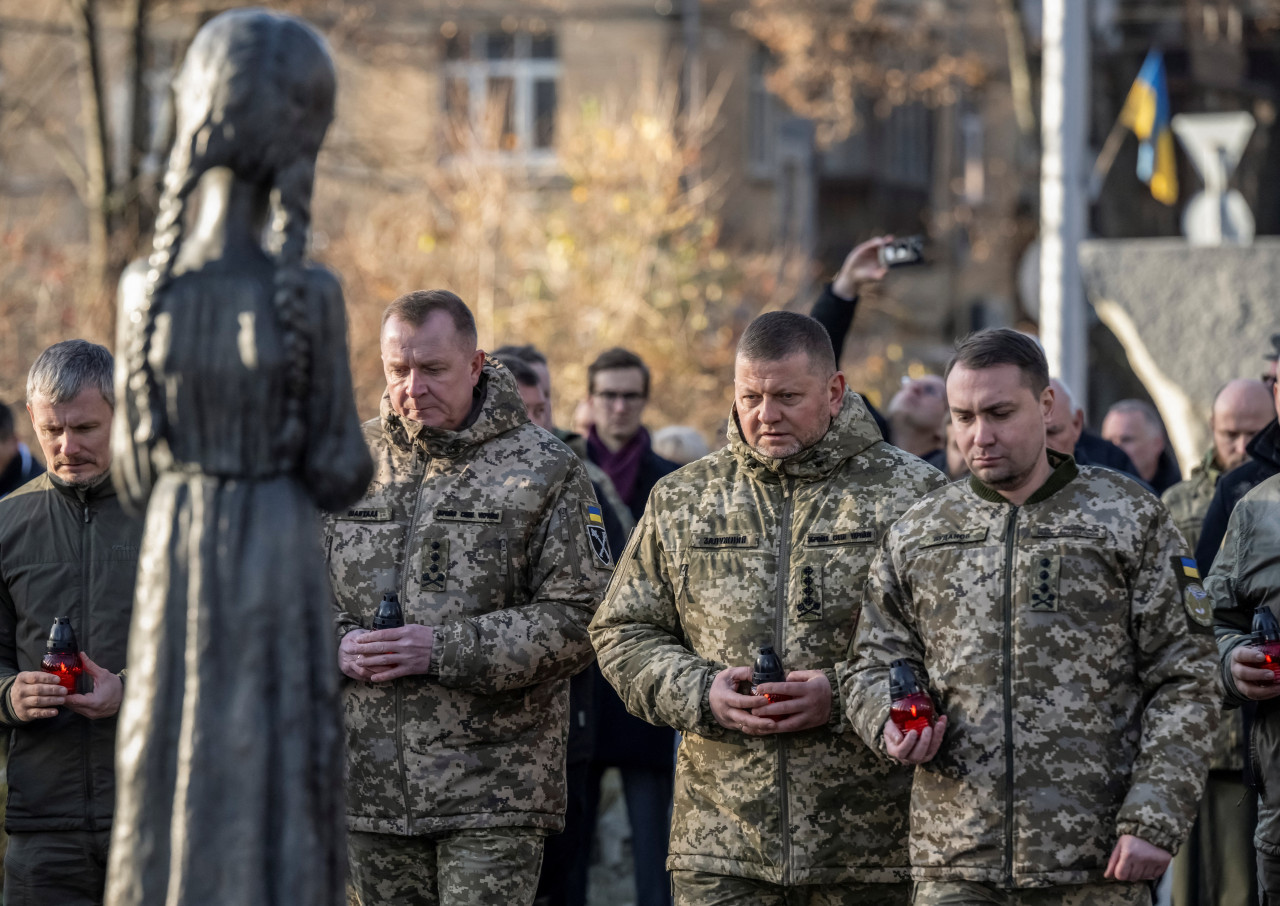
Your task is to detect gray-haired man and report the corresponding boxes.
[0,340,140,905]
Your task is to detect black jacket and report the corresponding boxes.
[0,445,44,500]
[0,473,141,832]
[588,440,679,768]
[1074,430,1143,480]
[1197,418,1280,573]
[810,283,890,440]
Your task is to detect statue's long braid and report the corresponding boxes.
[269,157,315,464]
[128,133,204,448]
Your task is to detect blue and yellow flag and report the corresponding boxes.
[1119,50,1178,205]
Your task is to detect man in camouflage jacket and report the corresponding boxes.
[1163,377,1271,906]
[590,311,947,905]
[327,291,609,906]
[845,328,1220,906]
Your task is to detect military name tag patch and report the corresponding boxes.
[344,506,392,522]
[692,534,759,549]
[435,507,502,524]
[921,528,989,548]
[581,503,613,570]
[1031,524,1107,540]
[805,530,876,546]
[1172,556,1213,633]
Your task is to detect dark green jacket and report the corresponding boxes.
[0,472,140,832]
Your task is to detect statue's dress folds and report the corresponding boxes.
[108,258,372,905]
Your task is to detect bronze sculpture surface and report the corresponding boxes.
[107,9,373,903]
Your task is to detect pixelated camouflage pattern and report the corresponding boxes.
[347,827,544,906]
[1208,472,1280,856]
[1162,449,1220,553]
[912,879,1151,905]
[1162,449,1241,771]
[844,455,1220,889]
[327,360,608,837]
[670,868,909,905]
[590,390,947,886]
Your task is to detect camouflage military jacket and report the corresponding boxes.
[845,454,1220,888]
[590,391,947,885]
[1162,448,1220,552]
[327,361,609,836]
[1209,472,1280,855]
[1163,449,1241,770]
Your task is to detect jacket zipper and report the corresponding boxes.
[1001,505,1018,886]
[395,443,429,832]
[775,476,794,885]
[80,493,93,830]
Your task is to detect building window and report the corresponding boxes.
[443,30,559,162]
[747,47,780,178]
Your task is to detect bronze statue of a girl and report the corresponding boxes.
[108,9,372,903]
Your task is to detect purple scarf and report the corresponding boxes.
[588,425,650,508]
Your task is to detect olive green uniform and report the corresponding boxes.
[590,391,947,904]
[845,454,1220,904]
[327,362,609,905]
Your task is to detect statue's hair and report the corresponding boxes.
[129,9,335,467]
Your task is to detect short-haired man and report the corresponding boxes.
[495,344,631,906]
[886,375,948,471]
[1165,378,1273,906]
[1196,349,1280,572]
[0,403,43,499]
[327,290,609,905]
[591,311,947,904]
[0,340,140,904]
[583,345,679,906]
[1102,399,1181,494]
[1044,379,1143,481]
[845,328,1220,905]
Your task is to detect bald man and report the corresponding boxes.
[1166,379,1274,906]
[886,375,948,471]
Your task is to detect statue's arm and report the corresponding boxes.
[302,267,374,512]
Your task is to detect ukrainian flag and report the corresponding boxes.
[1120,50,1178,205]
[586,505,604,525]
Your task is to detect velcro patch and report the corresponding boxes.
[421,537,449,592]
[581,502,613,570]
[1031,525,1107,540]
[805,530,876,546]
[344,506,393,522]
[692,534,759,549]
[1171,556,1213,633]
[920,528,989,548]
[1029,554,1060,613]
[435,507,502,524]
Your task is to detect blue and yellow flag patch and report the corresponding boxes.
[586,505,604,526]
[1179,556,1200,580]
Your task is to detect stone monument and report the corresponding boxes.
[106,9,373,904]
[1079,111,1273,473]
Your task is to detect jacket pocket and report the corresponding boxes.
[328,517,408,623]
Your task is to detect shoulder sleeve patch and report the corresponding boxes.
[1171,555,1213,633]
[581,502,614,570]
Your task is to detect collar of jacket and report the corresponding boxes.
[1192,446,1221,481]
[968,448,1079,505]
[380,358,529,458]
[1245,418,1280,472]
[46,470,116,505]
[725,388,883,480]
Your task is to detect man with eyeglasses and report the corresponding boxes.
[1196,336,1280,574]
[886,375,948,471]
[582,346,680,906]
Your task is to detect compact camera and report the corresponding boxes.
[878,235,926,268]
